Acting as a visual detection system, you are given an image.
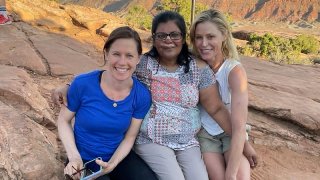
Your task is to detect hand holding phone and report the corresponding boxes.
[80,157,103,180]
[95,158,117,174]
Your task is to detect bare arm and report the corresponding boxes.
[51,85,69,106]
[57,106,82,179]
[197,58,232,135]
[225,65,248,180]
[96,118,142,176]
[199,83,232,135]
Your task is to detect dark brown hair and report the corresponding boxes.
[103,26,142,65]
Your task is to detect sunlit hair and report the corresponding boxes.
[190,9,239,60]
[102,26,142,65]
[146,11,192,73]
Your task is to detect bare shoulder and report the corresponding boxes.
[229,64,248,88]
[230,64,247,79]
[195,58,208,69]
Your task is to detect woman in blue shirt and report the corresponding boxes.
[57,26,156,180]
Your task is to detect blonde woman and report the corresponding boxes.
[190,9,257,180]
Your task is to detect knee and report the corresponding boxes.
[236,172,250,180]
[236,163,251,180]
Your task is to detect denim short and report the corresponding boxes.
[197,128,231,153]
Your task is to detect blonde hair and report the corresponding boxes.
[190,9,239,60]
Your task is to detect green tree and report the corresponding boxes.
[158,0,208,27]
[125,5,152,30]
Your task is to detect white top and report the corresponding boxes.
[199,59,241,136]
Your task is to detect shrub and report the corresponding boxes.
[311,56,320,64]
[239,33,320,65]
[241,45,254,56]
[293,35,320,54]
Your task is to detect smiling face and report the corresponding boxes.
[153,21,184,62]
[194,21,225,64]
[105,38,140,82]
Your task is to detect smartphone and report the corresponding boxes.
[80,157,103,180]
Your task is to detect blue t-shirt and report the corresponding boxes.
[67,70,151,162]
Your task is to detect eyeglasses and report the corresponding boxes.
[153,32,183,41]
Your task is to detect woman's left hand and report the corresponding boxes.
[95,159,117,176]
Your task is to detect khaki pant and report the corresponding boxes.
[198,128,231,153]
[134,143,208,180]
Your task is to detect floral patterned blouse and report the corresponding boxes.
[134,54,216,150]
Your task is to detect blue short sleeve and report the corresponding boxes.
[67,79,81,112]
[132,80,152,119]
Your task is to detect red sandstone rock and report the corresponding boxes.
[1,0,319,179]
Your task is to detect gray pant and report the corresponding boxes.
[134,143,209,180]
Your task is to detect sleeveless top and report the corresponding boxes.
[199,59,241,136]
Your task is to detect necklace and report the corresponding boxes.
[100,71,132,108]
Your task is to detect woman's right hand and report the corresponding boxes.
[64,159,83,180]
[51,85,69,106]
[243,141,258,168]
